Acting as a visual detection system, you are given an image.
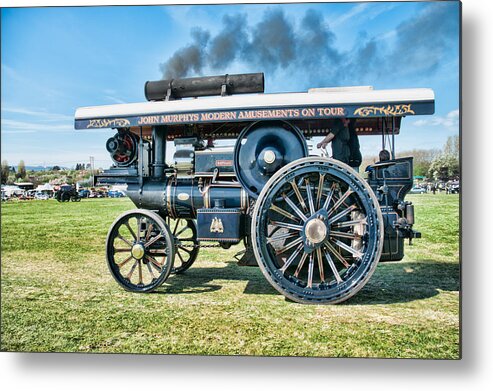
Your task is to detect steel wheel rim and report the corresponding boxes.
[106,210,174,292]
[252,157,383,304]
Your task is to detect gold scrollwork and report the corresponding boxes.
[353,104,415,117]
[87,118,131,128]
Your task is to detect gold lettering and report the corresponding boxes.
[302,108,315,117]
[316,107,346,117]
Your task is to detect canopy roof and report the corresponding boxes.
[75,86,435,130]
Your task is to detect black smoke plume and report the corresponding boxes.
[159,3,458,88]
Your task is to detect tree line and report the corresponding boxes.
[2,136,459,186]
[1,161,92,185]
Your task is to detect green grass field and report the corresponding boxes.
[1,194,460,358]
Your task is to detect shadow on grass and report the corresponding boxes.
[346,260,460,305]
[154,258,459,305]
[155,261,278,295]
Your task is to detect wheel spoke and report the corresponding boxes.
[323,249,343,283]
[327,189,354,217]
[144,233,164,248]
[124,221,137,241]
[333,218,367,229]
[117,255,133,268]
[126,260,139,280]
[173,219,180,235]
[175,224,189,238]
[148,249,167,255]
[113,248,131,253]
[305,178,315,215]
[145,255,162,271]
[307,253,314,288]
[316,173,325,210]
[290,180,308,212]
[325,241,351,268]
[332,239,364,259]
[178,245,193,254]
[275,237,303,255]
[146,262,156,280]
[279,243,304,273]
[266,231,299,244]
[270,204,299,222]
[327,204,358,225]
[321,183,336,211]
[137,217,142,242]
[294,252,309,278]
[177,250,186,265]
[145,223,154,241]
[330,230,361,240]
[282,193,308,222]
[116,234,133,247]
[316,247,325,282]
[137,259,143,285]
[269,220,303,231]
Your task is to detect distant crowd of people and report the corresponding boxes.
[415,180,460,194]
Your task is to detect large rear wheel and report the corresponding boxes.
[251,157,383,304]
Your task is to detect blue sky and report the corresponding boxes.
[1,1,460,168]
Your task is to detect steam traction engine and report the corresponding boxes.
[75,73,435,304]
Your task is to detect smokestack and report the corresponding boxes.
[145,73,264,101]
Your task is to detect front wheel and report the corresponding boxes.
[106,209,174,292]
[251,157,383,304]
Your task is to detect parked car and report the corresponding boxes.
[108,190,125,198]
[409,186,427,194]
[18,193,34,200]
[35,192,50,200]
[89,190,107,198]
[78,189,90,198]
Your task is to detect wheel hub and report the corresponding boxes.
[263,149,276,164]
[305,218,327,244]
[302,209,330,252]
[131,243,145,260]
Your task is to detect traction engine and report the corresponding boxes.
[76,72,433,304]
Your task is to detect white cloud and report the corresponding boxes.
[331,3,369,28]
[1,107,77,134]
[412,109,459,130]
[2,107,73,122]
[331,3,396,29]
[1,119,73,133]
[104,95,127,105]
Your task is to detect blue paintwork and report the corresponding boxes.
[197,208,244,242]
[75,100,435,130]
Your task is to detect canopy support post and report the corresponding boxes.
[391,117,396,160]
[381,118,386,151]
[138,127,144,193]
